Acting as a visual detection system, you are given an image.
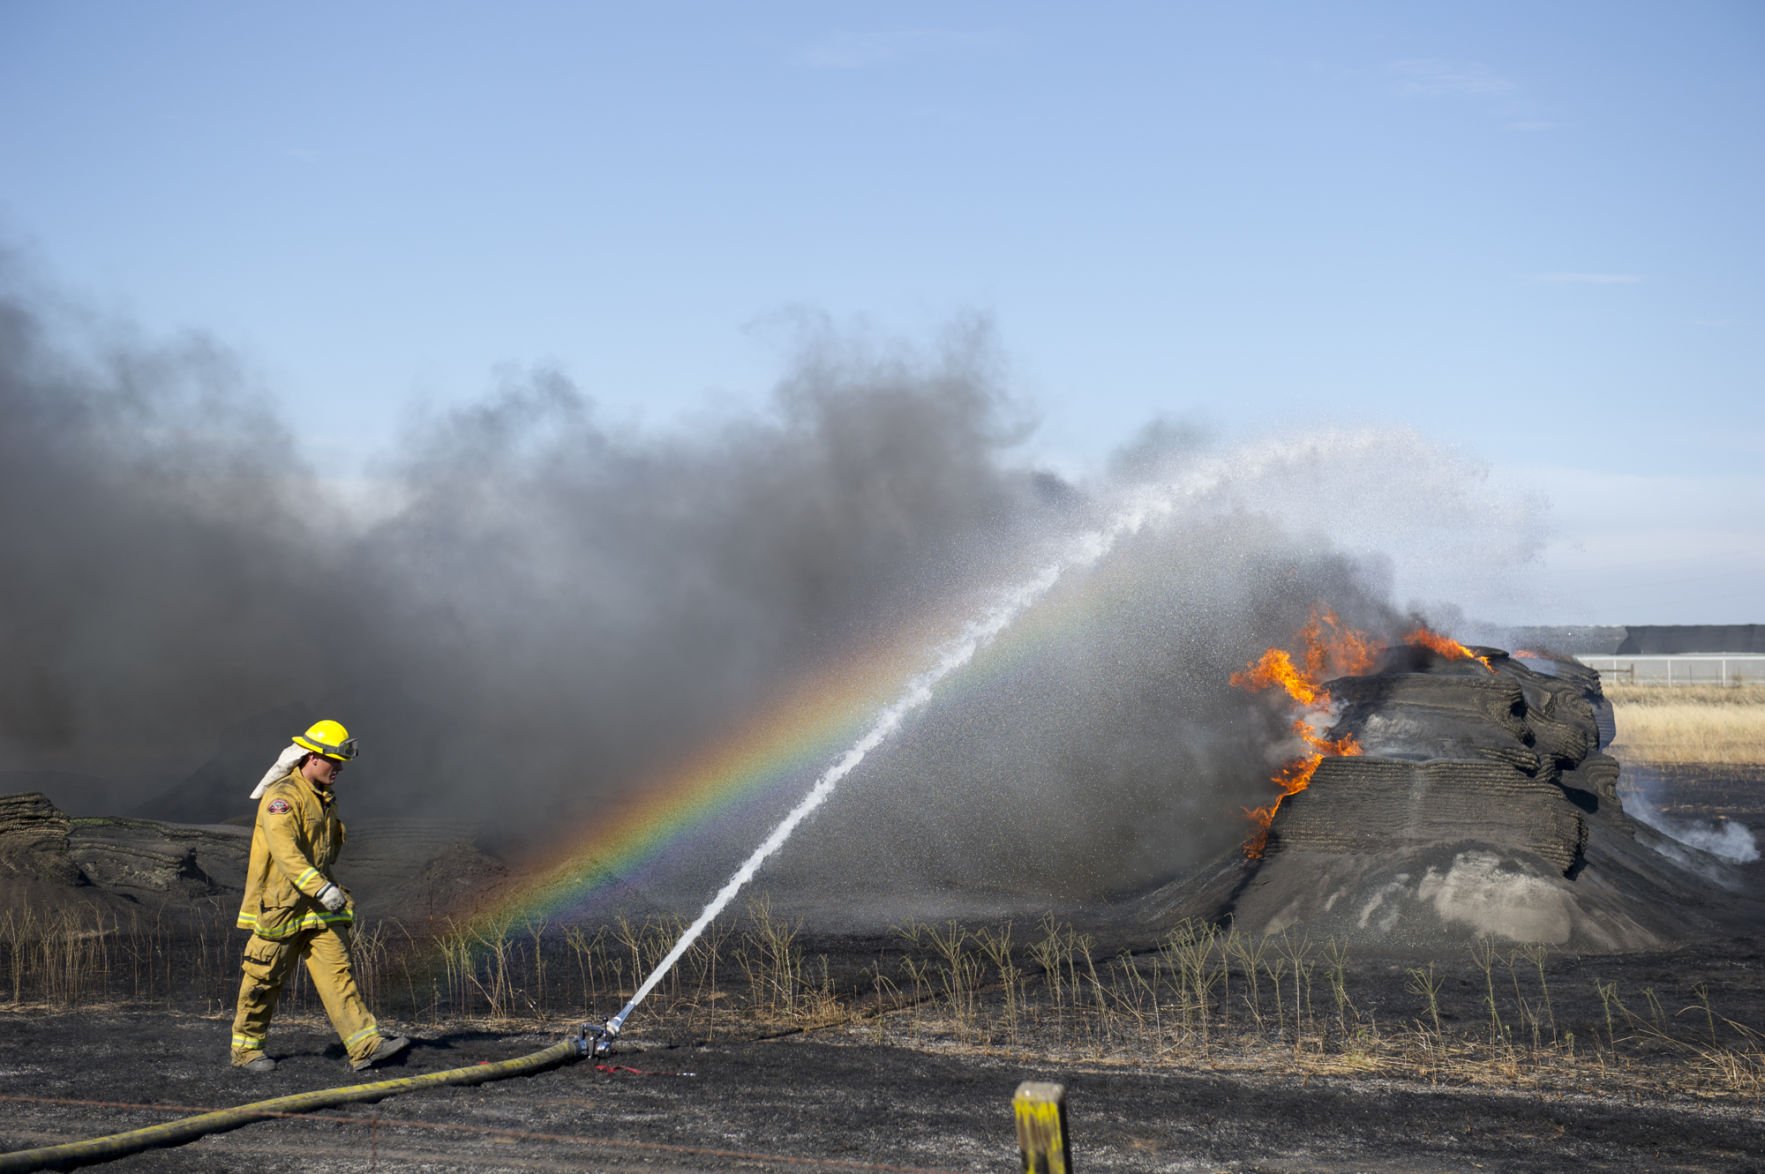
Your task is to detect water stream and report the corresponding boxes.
[606,432,1366,1034]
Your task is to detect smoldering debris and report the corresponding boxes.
[0,258,1545,904]
[1624,781,1761,864]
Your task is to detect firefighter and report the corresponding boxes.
[229,719,410,1073]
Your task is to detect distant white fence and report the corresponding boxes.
[1578,654,1765,686]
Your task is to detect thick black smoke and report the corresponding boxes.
[1,278,1057,816]
[4,260,1484,909]
[0,272,328,786]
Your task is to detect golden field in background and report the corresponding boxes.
[1604,684,1765,766]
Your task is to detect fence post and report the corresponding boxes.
[1014,1081,1072,1173]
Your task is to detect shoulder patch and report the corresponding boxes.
[266,798,292,814]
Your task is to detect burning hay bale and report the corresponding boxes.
[1144,631,1762,953]
[1267,648,1607,872]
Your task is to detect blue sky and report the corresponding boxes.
[2,1,1761,624]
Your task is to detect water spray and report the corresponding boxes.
[0,431,1403,1171]
[584,432,1383,1051]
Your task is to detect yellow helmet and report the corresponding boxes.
[293,719,359,762]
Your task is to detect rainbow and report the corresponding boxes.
[463,626,940,930]
[458,432,1341,935]
[461,563,1123,935]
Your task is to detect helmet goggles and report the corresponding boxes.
[293,722,360,763]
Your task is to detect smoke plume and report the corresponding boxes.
[0,258,1540,909]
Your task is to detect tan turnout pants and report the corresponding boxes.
[230,927,382,1065]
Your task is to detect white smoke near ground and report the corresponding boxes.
[0,251,1552,907]
[1623,781,1761,865]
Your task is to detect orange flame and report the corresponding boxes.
[1300,608,1381,680]
[1402,626,1493,671]
[1234,611,1493,856]
[1231,648,1325,707]
[1231,609,1381,708]
[1233,607,1375,858]
[1241,723,1364,858]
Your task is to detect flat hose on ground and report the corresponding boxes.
[0,1037,584,1172]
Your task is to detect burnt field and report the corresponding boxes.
[4,655,1763,1171]
[2,928,1764,1172]
[2,989,1763,1174]
[3,770,1764,1173]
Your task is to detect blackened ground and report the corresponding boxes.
[1628,763,1765,832]
[2,969,1763,1174]
[3,768,1763,1172]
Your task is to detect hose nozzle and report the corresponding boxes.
[571,1020,618,1059]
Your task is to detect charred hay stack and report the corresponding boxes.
[0,789,502,931]
[1268,650,1612,872]
[1155,647,1762,952]
[0,792,87,890]
[0,792,248,925]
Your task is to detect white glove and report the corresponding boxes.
[249,743,309,800]
[315,883,348,912]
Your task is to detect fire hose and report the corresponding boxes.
[0,1022,617,1173]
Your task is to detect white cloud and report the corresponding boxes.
[1530,272,1644,285]
[1388,58,1518,97]
[798,29,1002,70]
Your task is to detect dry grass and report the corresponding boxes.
[852,922,1765,1101]
[1605,684,1765,766]
[6,907,1763,1102]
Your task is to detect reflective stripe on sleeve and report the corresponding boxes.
[299,909,355,929]
[252,909,356,939]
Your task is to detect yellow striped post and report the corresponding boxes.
[1013,1080,1071,1173]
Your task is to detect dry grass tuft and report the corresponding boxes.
[1605,684,1765,766]
[5,908,1763,1102]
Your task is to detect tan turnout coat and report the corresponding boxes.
[236,769,355,939]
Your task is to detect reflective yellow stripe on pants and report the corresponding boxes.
[231,927,379,1064]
